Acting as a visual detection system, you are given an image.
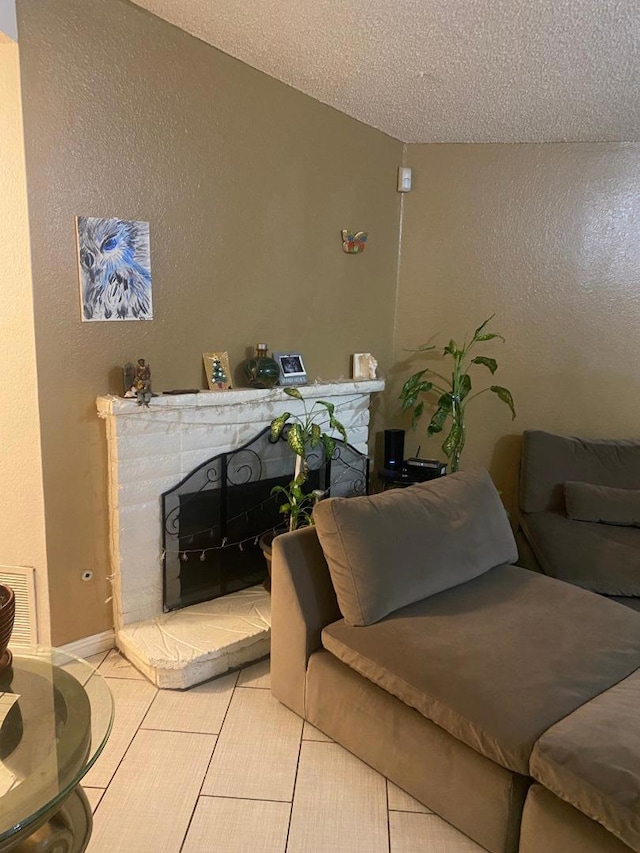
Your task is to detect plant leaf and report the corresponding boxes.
[459,374,472,400]
[322,434,335,461]
[411,401,424,429]
[284,387,302,399]
[427,405,449,435]
[472,315,495,340]
[437,392,453,412]
[443,339,459,357]
[400,370,432,412]
[490,385,516,419]
[287,423,306,456]
[318,400,335,416]
[310,423,322,448]
[269,412,290,442]
[471,356,497,374]
[401,392,418,411]
[400,369,427,395]
[330,415,348,443]
[442,420,464,459]
[475,332,504,342]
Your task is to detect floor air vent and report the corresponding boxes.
[0,565,37,646]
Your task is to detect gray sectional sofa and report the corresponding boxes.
[270,469,640,853]
[517,429,640,612]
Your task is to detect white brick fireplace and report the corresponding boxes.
[97,380,383,688]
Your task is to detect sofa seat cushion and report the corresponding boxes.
[530,669,640,852]
[321,565,640,775]
[522,511,640,596]
[313,468,517,626]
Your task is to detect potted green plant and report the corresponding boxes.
[270,474,324,533]
[399,315,515,472]
[259,387,348,580]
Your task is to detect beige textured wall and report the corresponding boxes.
[0,44,50,642]
[16,0,401,643]
[393,143,640,513]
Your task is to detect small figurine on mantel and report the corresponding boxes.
[123,358,155,406]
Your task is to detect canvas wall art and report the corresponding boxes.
[76,216,153,321]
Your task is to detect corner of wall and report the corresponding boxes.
[0,42,50,644]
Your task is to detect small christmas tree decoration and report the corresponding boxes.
[203,352,232,391]
[211,357,227,388]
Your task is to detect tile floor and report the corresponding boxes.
[83,650,486,852]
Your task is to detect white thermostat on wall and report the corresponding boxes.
[397,166,412,193]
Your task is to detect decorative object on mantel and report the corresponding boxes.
[243,343,280,389]
[76,217,153,321]
[341,229,368,253]
[203,352,232,391]
[0,584,15,675]
[399,315,515,472]
[352,353,378,380]
[273,351,307,387]
[123,358,155,406]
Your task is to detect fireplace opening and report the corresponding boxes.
[162,427,367,612]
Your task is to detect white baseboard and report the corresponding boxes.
[60,629,115,659]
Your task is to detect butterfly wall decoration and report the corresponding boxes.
[341,230,368,254]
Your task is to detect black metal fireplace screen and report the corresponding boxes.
[161,426,369,612]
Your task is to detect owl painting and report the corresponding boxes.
[76,216,153,321]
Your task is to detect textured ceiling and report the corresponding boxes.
[131,0,639,143]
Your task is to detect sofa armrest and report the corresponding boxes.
[270,526,341,717]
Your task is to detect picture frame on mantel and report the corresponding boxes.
[203,352,232,391]
[273,352,307,387]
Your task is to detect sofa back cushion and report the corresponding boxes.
[520,430,640,514]
[565,481,640,527]
[313,468,517,626]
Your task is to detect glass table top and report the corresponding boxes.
[0,648,114,843]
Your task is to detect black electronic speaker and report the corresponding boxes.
[384,429,405,470]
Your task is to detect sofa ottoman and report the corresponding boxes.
[529,668,640,851]
[519,785,633,853]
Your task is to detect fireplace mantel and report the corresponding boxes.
[97,379,384,687]
[97,379,384,418]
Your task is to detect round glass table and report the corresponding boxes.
[0,648,113,852]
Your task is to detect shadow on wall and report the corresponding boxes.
[489,433,523,525]
[372,352,424,462]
